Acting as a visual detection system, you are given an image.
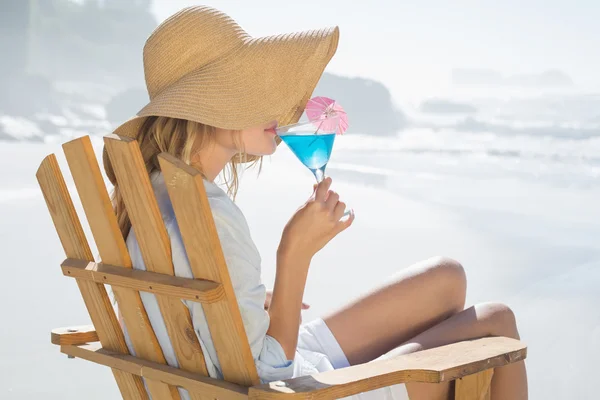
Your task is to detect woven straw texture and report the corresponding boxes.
[104,5,339,172]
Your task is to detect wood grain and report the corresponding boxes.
[63,136,180,399]
[159,153,260,387]
[51,325,99,345]
[42,138,528,399]
[248,337,526,399]
[62,343,249,400]
[455,369,494,400]
[61,258,224,303]
[36,154,147,400]
[104,135,209,385]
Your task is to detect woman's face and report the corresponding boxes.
[215,120,279,157]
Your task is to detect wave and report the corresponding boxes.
[410,92,600,141]
[452,116,600,140]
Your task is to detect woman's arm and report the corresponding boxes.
[266,250,311,359]
[264,290,310,311]
[266,177,354,360]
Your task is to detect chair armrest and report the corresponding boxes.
[51,325,99,345]
[249,336,527,399]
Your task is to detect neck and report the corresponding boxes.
[192,143,236,182]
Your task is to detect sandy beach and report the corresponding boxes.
[0,138,598,399]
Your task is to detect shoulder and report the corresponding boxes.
[157,175,261,273]
[150,171,253,244]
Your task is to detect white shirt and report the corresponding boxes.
[119,172,295,399]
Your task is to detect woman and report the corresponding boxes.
[105,6,527,400]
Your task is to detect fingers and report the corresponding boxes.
[325,190,339,211]
[320,180,349,222]
[333,209,355,235]
[314,177,332,202]
[264,291,273,310]
[300,302,310,324]
[313,176,355,235]
[333,200,346,220]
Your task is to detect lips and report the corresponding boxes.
[265,122,278,135]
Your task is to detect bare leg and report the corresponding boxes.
[324,256,468,365]
[323,257,527,400]
[388,303,528,400]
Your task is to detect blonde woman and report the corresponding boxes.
[105,6,527,400]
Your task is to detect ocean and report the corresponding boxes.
[0,83,598,399]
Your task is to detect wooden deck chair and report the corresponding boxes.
[37,134,527,400]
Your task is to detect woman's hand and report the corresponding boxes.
[267,177,353,358]
[278,177,354,262]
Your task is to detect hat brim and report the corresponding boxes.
[105,26,339,173]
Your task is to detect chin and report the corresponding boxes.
[266,144,278,155]
[246,146,276,158]
[260,147,277,157]
[261,141,278,156]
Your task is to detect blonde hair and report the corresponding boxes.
[107,115,261,238]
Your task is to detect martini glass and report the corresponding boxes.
[277,115,351,217]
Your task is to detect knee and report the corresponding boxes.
[476,302,520,339]
[427,256,467,311]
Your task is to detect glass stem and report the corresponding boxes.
[313,168,325,183]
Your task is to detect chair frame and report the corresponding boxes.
[38,135,527,400]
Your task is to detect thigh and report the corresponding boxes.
[324,256,466,365]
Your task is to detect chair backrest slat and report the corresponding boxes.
[104,135,210,386]
[36,154,148,400]
[62,137,181,400]
[159,153,260,387]
[62,137,131,265]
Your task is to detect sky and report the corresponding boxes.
[150,0,600,95]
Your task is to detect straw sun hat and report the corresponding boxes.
[103,5,340,179]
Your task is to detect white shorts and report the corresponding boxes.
[297,319,409,400]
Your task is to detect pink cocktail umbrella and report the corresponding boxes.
[305,96,349,135]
